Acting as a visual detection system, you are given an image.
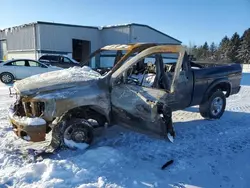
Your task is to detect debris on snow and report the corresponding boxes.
[161,159,174,170]
[167,133,174,143]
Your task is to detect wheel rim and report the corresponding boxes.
[211,97,223,116]
[64,125,88,143]
[2,74,12,83]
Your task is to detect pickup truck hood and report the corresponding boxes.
[14,66,102,96]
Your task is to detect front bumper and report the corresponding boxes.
[8,105,47,142]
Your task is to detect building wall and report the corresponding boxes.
[101,26,130,46]
[4,24,36,51]
[37,23,101,55]
[7,51,36,60]
[0,22,182,61]
[0,23,36,60]
[0,31,6,40]
[130,25,181,44]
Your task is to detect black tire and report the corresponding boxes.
[199,90,226,119]
[84,109,107,128]
[0,72,14,84]
[54,118,94,150]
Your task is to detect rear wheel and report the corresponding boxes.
[0,72,14,84]
[199,90,226,119]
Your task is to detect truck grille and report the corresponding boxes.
[22,101,45,117]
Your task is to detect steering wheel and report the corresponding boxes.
[126,66,141,85]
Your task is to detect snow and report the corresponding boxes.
[63,139,89,150]
[243,64,250,73]
[0,70,250,187]
[99,23,131,30]
[25,117,46,126]
[14,66,101,95]
[20,66,100,86]
[23,136,31,141]
[9,111,46,126]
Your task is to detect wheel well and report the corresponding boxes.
[0,72,14,78]
[63,105,108,126]
[209,82,231,98]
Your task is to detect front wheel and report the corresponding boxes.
[58,118,94,150]
[199,90,226,119]
[0,72,14,84]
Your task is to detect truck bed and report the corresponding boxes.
[190,62,242,106]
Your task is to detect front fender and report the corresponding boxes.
[33,83,111,122]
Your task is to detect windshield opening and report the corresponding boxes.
[87,50,178,68]
[88,50,129,69]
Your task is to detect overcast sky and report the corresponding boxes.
[1,0,249,45]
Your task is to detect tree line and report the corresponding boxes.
[186,28,250,64]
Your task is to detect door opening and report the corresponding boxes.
[72,39,91,63]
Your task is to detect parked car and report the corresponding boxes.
[8,43,242,154]
[0,59,62,84]
[38,54,81,68]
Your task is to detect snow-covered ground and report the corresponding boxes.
[0,71,250,188]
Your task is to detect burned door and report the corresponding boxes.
[111,83,168,137]
[110,45,183,137]
[111,53,171,137]
[168,52,193,110]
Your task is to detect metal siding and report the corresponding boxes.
[38,24,101,53]
[101,26,130,46]
[4,24,35,51]
[8,51,36,60]
[35,24,40,54]
[0,31,6,40]
[131,25,181,44]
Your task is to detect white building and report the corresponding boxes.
[0,21,181,62]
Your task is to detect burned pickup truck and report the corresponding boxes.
[8,43,242,151]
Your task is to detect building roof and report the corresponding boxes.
[37,21,98,30]
[1,21,181,44]
[101,23,182,43]
[37,21,181,43]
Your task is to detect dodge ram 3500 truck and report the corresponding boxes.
[8,43,242,152]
